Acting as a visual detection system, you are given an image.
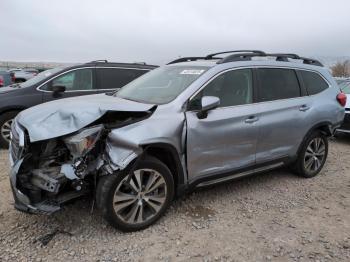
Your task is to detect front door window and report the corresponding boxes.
[51,69,93,91]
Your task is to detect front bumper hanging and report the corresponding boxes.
[9,159,61,214]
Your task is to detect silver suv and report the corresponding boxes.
[9,50,346,231]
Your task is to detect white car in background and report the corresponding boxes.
[8,68,38,83]
[336,78,350,134]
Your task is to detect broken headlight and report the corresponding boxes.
[64,125,103,158]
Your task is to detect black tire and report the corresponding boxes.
[96,156,174,232]
[0,111,19,148]
[293,131,328,178]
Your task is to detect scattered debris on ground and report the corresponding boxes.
[0,137,349,261]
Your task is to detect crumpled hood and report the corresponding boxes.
[16,94,155,142]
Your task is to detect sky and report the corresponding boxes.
[0,0,350,65]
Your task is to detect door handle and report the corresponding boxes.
[299,105,310,112]
[245,116,259,124]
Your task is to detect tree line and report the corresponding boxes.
[331,60,350,78]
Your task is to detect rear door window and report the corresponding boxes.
[96,68,148,90]
[257,68,301,102]
[299,70,329,95]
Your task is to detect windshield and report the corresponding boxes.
[337,80,350,93]
[116,66,209,104]
[15,67,65,88]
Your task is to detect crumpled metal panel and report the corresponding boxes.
[185,104,259,180]
[16,94,155,142]
[105,110,186,170]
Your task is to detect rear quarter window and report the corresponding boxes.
[299,70,329,95]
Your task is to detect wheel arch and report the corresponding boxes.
[0,107,26,116]
[308,121,334,137]
[297,121,332,156]
[141,143,186,196]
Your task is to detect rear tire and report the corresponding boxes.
[293,131,328,178]
[0,111,19,148]
[96,156,174,232]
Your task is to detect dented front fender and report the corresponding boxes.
[104,111,186,172]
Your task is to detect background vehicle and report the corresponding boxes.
[9,51,345,231]
[335,78,350,133]
[8,68,38,83]
[0,60,157,147]
[0,69,15,87]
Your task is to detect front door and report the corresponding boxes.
[185,68,259,180]
[42,68,101,102]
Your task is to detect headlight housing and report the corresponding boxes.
[64,125,103,158]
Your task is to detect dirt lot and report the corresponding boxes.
[0,138,349,262]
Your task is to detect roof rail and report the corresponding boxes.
[167,57,207,65]
[206,50,266,59]
[299,57,324,67]
[268,54,323,67]
[269,53,301,60]
[89,60,108,63]
[216,52,323,67]
[217,52,267,64]
[167,51,324,67]
[167,51,266,65]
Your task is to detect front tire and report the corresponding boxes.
[96,156,174,232]
[0,111,19,148]
[293,131,328,178]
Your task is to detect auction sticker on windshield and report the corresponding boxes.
[180,69,205,75]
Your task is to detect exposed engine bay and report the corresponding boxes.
[12,110,152,214]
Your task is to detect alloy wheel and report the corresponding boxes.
[1,119,13,143]
[113,169,167,224]
[303,137,326,173]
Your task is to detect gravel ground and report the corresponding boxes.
[0,137,350,262]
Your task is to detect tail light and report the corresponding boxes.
[0,76,4,87]
[337,92,347,107]
[10,72,15,83]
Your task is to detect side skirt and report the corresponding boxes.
[196,162,284,188]
[177,157,292,195]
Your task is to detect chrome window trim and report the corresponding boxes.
[187,66,331,111]
[36,66,150,93]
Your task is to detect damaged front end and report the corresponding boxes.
[9,110,152,214]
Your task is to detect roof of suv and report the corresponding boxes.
[167,50,324,71]
[64,60,159,71]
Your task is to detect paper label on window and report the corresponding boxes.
[180,69,205,75]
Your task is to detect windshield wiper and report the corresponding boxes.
[106,89,121,96]
[105,91,115,96]
[109,88,121,96]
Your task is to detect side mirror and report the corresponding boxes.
[197,96,220,119]
[52,85,66,94]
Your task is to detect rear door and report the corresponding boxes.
[255,68,310,163]
[42,67,99,102]
[96,67,149,91]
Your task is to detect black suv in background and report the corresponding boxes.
[0,61,157,147]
